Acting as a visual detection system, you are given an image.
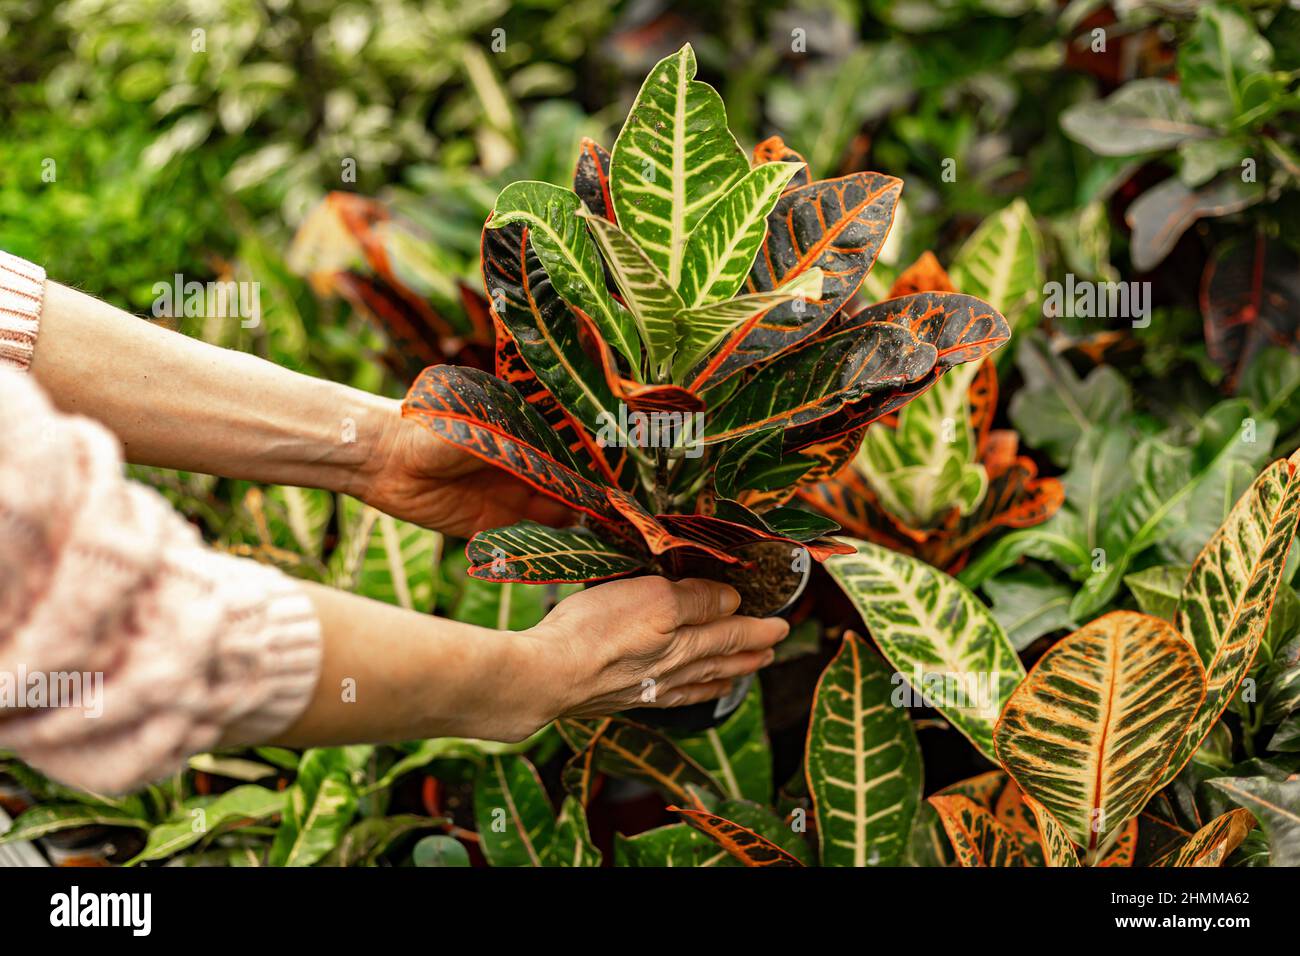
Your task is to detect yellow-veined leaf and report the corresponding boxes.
[994,611,1206,862]
[1163,450,1300,787]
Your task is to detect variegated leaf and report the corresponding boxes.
[679,161,803,307]
[858,362,987,528]
[752,135,811,190]
[329,496,439,612]
[1022,793,1082,867]
[403,365,618,522]
[466,523,644,583]
[949,198,1043,331]
[573,137,615,222]
[610,44,749,287]
[673,269,824,381]
[614,822,740,867]
[556,717,724,804]
[824,539,1025,763]
[1154,808,1255,867]
[806,631,922,867]
[667,683,772,803]
[580,211,683,375]
[696,171,903,386]
[702,319,936,443]
[473,754,556,867]
[1096,818,1139,866]
[669,807,805,866]
[482,220,619,437]
[1164,451,1300,787]
[546,795,602,867]
[487,181,640,367]
[994,611,1206,861]
[927,795,1028,867]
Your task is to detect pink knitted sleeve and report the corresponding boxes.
[0,251,43,371]
[0,254,322,794]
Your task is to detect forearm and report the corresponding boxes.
[261,582,557,748]
[29,281,393,497]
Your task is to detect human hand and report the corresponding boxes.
[522,576,789,719]
[354,400,574,538]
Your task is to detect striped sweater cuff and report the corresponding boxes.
[0,251,44,372]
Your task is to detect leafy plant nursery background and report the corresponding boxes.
[0,0,1298,868]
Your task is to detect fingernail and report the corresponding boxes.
[718,585,741,615]
[762,649,776,666]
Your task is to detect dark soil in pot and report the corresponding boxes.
[626,540,810,733]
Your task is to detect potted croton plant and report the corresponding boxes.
[401,44,1010,730]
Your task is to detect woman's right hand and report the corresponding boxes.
[524,576,789,720]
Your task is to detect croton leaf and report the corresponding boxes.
[858,362,987,528]
[667,683,772,803]
[907,770,1011,866]
[403,365,617,522]
[573,137,615,223]
[1022,793,1081,867]
[948,198,1044,331]
[487,180,641,367]
[678,161,804,307]
[825,539,1025,764]
[610,44,749,287]
[1208,775,1300,865]
[614,822,739,867]
[1201,233,1300,389]
[604,489,744,565]
[491,310,626,486]
[1162,450,1300,788]
[654,511,852,561]
[752,135,811,191]
[466,523,644,583]
[703,316,936,443]
[556,717,724,804]
[579,211,683,375]
[994,611,1207,861]
[668,807,805,866]
[927,795,1028,867]
[1096,818,1140,867]
[547,795,602,867]
[675,268,824,382]
[695,170,904,386]
[268,748,364,867]
[473,754,556,867]
[806,630,922,867]
[1153,808,1256,867]
[887,250,956,297]
[773,291,1011,451]
[482,220,620,438]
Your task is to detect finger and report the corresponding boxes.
[658,678,738,709]
[667,577,741,626]
[681,615,788,660]
[666,648,775,688]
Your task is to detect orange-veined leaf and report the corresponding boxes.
[1154,808,1255,867]
[927,795,1029,867]
[1163,450,1300,788]
[668,807,805,867]
[994,611,1206,862]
